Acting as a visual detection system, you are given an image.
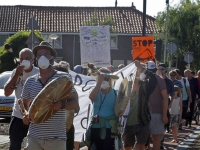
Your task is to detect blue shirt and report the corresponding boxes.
[92,89,117,128]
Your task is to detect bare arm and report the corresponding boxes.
[161,89,169,124]
[89,74,105,101]
[65,92,79,113]
[4,66,24,96]
[22,98,32,125]
[23,98,32,111]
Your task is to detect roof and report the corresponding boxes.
[0,5,159,34]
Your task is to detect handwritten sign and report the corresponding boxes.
[132,36,155,63]
[80,26,111,68]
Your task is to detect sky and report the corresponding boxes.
[0,0,181,17]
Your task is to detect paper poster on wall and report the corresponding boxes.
[132,36,155,63]
[80,26,111,68]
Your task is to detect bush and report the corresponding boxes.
[0,31,43,73]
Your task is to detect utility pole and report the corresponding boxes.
[142,0,146,36]
[164,0,169,63]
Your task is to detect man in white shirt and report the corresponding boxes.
[4,48,39,150]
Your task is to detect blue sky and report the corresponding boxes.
[0,0,181,17]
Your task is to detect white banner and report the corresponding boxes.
[80,26,111,68]
[70,62,137,142]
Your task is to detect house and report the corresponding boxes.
[0,5,159,69]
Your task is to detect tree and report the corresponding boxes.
[84,9,118,33]
[155,0,200,71]
[0,31,43,73]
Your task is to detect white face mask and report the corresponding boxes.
[139,72,146,81]
[37,55,51,69]
[21,60,31,70]
[101,81,109,89]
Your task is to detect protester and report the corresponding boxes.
[157,63,175,149]
[53,62,77,150]
[4,48,39,150]
[146,61,168,150]
[107,65,115,73]
[59,61,70,71]
[169,70,183,89]
[184,69,200,127]
[88,67,119,150]
[157,63,175,132]
[118,60,156,150]
[169,86,182,143]
[21,41,79,150]
[174,69,192,130]
[118,64,125,70]
[73,64,85,150]
[74,65,84,74]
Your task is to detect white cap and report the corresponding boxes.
[146,61,156,70]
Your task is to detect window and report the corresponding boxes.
[0,35,9,47]
[113,60,124,68]
[54,35,62,49]
[110,36,118,49]
[41,34,62,49]
[54,57,63,63]
[127,60,133,65]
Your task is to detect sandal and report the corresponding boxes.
[171,140,175,143]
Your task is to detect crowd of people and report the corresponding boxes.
[4,40,200,150]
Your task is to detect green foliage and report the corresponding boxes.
[155,0,200,71]
[84,9,118,33]
[0,30,43,73]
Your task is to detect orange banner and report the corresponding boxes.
[132,36,155,63]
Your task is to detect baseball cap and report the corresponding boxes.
[73,65,83,74]
[146,61,157,72]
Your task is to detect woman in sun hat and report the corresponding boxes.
[87,65,119,150]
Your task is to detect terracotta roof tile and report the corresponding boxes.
[0,5,159,34]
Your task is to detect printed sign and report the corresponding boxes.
[132,36,155,63]
[80,26,111,68]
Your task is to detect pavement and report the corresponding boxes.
[0,135,9,145]
[162,121,199,150]
[0,121,199,149]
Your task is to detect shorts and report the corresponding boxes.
[122,123,150,147]
[170,114,180,127]
[26,136,66,150]
[150,114,165,135]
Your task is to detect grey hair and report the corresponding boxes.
[19,48,34,59]
[197,70,200,74]
[59,61,70,70]
[184,69,191,73]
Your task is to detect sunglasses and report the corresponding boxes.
[158,68,165,71]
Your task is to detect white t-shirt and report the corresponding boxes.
[169,97,181,115]
[5,66,39,119]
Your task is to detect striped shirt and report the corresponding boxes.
[22,71,75,140]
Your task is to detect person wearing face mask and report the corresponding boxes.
[21,41,79,150]
[4,48,39,150]
[88,67,119,150]
[117,60,158,150]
